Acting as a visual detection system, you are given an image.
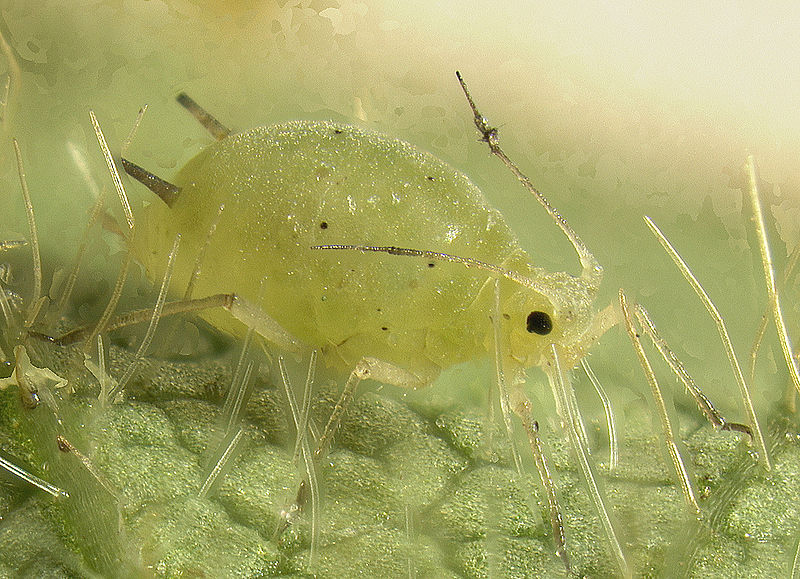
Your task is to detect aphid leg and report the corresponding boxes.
[546,344,631,578]
[455,71,602,289]
[645,216,772,470]
[633,303,752,438]
[278,356,428,537]
[619,291,701,516]
[314,357,426,462]
[744,156,800,395]
[176,92,231,141]
[509,386,570,573]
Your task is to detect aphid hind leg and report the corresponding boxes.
[33,293,301,355]
[314,356,429,461]
[277,355,432,537]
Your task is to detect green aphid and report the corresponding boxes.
[132,104,605,390]
[124,74,617,573]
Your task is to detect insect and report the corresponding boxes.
[114,73,621,573]
[102,72,773,577]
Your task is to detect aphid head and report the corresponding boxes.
[498,260,599,372]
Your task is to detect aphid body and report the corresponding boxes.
[132,120,600,388]
[125,83,619,573]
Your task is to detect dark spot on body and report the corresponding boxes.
[333,128,343,135]
[427,262,435,268]
[426,175,435,181]
[381,326,388,331]
[320,221,328,229]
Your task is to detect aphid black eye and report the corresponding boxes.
[526,311,552,335]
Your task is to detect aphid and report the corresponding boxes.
[118,73,620,573]
[113,73,761,575]
[129,81,611,388]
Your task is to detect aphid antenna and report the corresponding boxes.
[455,71,602,289]
[580,358,619,471]
[620,290,702,517]
[744,155,800,396]
[455,74,629,573]
[12,139,42,325]
[644,216,771,470]
[633,303,752,439]
[175,92,231,141]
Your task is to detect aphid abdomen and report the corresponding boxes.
[137,121,533,378]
